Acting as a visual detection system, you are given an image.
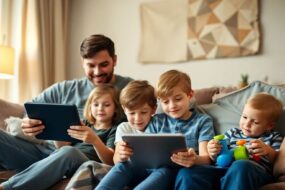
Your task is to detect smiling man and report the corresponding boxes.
[0,34,133,190]
[30,34,133,118]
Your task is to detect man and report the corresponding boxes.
[0,34,133,190]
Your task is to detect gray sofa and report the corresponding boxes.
[0,80,285,189]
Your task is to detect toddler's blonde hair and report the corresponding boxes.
[246,93,283,123]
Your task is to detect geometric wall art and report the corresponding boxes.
[188,0,260,59]
[139,0,260,63]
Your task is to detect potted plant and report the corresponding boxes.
[239,74,249,88]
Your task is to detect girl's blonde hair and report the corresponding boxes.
[247,92,283,123]
[156,70,192,98]
[83,84,122,125]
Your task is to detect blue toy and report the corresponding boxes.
[214,134,233,167]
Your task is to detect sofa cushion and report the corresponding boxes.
[0,99,25,130]
[197,103,240,135]
[198,81,285,136]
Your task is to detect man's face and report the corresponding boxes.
[82,50,116,86]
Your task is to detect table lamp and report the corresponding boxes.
[0,45,15,79]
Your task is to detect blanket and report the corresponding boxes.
[65,161,111,190]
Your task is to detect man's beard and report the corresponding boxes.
[91,68,114,85]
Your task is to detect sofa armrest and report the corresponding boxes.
[0,99,25,130]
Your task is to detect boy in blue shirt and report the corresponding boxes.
[147,70,214,168]
[175,93,283,190]
[96,70,215,190]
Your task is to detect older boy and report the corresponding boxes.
[175,93,284,190]
[147,69,214,168]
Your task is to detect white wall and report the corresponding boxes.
[67,0,285,89]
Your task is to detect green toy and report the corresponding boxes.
[234,140,249,160]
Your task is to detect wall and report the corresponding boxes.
[67,0,285,89]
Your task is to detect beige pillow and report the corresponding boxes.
[212,86,238,102]
[194,87,219,105]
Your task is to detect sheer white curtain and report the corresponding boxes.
[0,0,15,101]
[0,0,69,103]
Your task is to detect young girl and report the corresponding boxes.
[0,84,123,190]
[68,83,123,165]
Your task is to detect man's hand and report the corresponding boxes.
[21,117,45,136]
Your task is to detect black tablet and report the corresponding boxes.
[24,102,81,142]
[122,133,187,168]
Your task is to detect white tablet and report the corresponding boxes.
[122,133,187,168]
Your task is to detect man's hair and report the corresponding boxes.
[120,80,157,110]
[80,34,115,59]
[83,84,122,124]
[246,93,283,123]
[156,70,192,98]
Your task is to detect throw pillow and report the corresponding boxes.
[212,86,238,102]
[194,87,219,105]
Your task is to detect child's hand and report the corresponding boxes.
[207,139,221,159]
[248,139,270,156]
[68,124,98,144]
[171,148,197,167]
[115,141,133,162]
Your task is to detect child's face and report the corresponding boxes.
[91,94,116,124]
[239,104,273,137]
[124,103,156,132]
[159,87,193,120]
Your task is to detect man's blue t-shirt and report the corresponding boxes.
[31,75,133,119]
